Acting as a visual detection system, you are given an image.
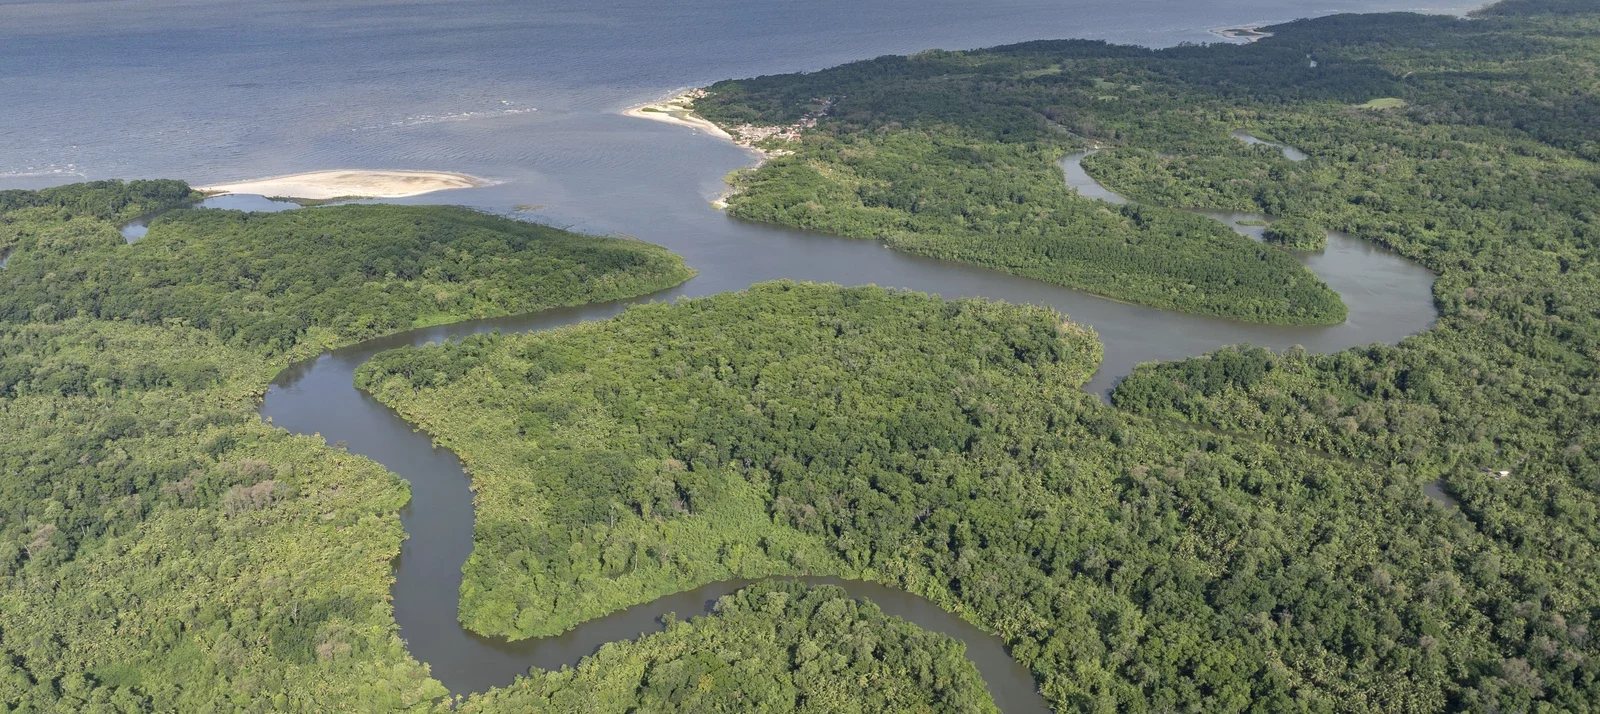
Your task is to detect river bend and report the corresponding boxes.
[254,141,1436,711]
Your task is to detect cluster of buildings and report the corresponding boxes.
[728,97,835,153]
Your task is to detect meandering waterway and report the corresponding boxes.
[1060,149,1436,364]
[259,282,1061,713]
[1232,129,1309,161]
[247,140,1439,712]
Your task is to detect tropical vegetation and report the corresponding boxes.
[1262,218,1327,251]
[0,185,694,712]
[704,113,1345,325]
[361,278,1593,712]
[459,581,1000,714]
[0,202,694,358]
[363,0,1600,710]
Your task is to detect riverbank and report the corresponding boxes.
[197,169,487,200]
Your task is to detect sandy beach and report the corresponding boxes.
[624,89,835,209]
[623,90,737,142]
[623,90,768,209]
[1210,25,1274,42]
[197,169,487,200]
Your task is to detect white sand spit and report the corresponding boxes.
[1210,25,1275,43]
[623,91,736,142]
[198,170,487,200]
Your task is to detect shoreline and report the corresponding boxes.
[624,88,832,209]
[197,169,489,200]
[622,89,772,209]
[1209,25,1274,43]
[623,90,739,144]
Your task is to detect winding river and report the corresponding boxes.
[250,141,1437,711]
[1232,129,1309,161]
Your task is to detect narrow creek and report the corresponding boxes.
[1063,149,1461,514]
[242,138,1439,711]
[1060,149,1433,360]
[120,194,305,242]
[1231,129,1309,161]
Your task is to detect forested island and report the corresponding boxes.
[4,0,1600,711]
[1261,218,1328,251]
[358,281,1104,640]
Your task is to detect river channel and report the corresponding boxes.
[249,141,1437,711]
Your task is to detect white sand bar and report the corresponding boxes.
[198,170,488,200]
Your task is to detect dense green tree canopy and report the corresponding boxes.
[0,182,698,712]
[359,281,1101,638]
[361,280,1598,712]
[459,581,1000,714]
[1262,218,1327,251]
[7,0,1600,711]
[0,179,195,260]
[0,179,194,222]
[0,203,694,358]
[719,134,1346,324]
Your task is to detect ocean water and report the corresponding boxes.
[3,0,1477,195]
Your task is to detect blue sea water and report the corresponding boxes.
[2,0,1477,192]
